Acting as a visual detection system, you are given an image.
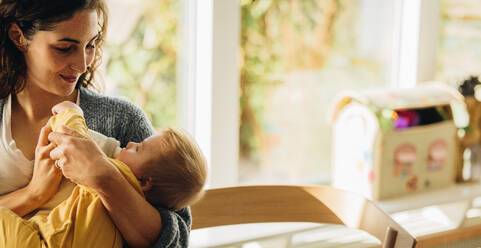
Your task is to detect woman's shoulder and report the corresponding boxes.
[79,87,144,117]
[79,87,154,144]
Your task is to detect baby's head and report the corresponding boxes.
[116,128,207,210]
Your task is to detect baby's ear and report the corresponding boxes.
[138,176,153,192]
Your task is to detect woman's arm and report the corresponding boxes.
[94,160,162,247]
[0,125,63,217]
[0,184,41,217]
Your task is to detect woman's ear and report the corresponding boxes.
[138,176,153,192]
[8,23,28,51]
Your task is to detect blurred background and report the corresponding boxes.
[102,0,481,186]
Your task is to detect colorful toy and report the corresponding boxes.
[330,83,463,200]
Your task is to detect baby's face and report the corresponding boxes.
[116,134,164,178]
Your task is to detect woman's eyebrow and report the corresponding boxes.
[57,33,100,44]
[57,38,80,43]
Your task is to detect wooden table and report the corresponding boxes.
[378,182,481,247]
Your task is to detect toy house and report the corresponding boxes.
[330,83,463,200]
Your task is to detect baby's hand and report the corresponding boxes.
[52,101,83,115]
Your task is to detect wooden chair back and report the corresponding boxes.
[191,185,417,248]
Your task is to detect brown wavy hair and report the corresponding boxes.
[0,0,108,99]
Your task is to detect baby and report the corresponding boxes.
[0,101,207,247]
[52,101,208,211]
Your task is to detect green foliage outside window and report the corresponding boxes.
[240,0,338,162]
[105,0,340,167]
[106,0,179,129]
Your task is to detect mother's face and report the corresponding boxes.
[21,9,100,96]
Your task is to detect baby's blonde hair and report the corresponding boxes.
[144,128,207,211]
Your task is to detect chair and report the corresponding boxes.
[191,185,417,248]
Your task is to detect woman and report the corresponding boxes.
[0,0,190,247]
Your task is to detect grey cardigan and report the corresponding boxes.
[0,87,190,248]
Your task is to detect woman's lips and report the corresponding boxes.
[60,75,78,83]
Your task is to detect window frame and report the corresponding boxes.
[392,0,441,88]
[179,0,240,187]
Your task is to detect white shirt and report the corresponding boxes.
[0,94,34,195]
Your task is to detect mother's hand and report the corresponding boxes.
[48,125,112,189]
[26,125,63,205]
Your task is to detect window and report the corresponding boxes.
[238,0,397,184]
[101,0,448,188]
[436,0,481,85]
[104,0,180,128]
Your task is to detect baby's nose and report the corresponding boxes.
[126,142,134,149]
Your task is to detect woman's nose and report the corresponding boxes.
[70,51,87,73]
